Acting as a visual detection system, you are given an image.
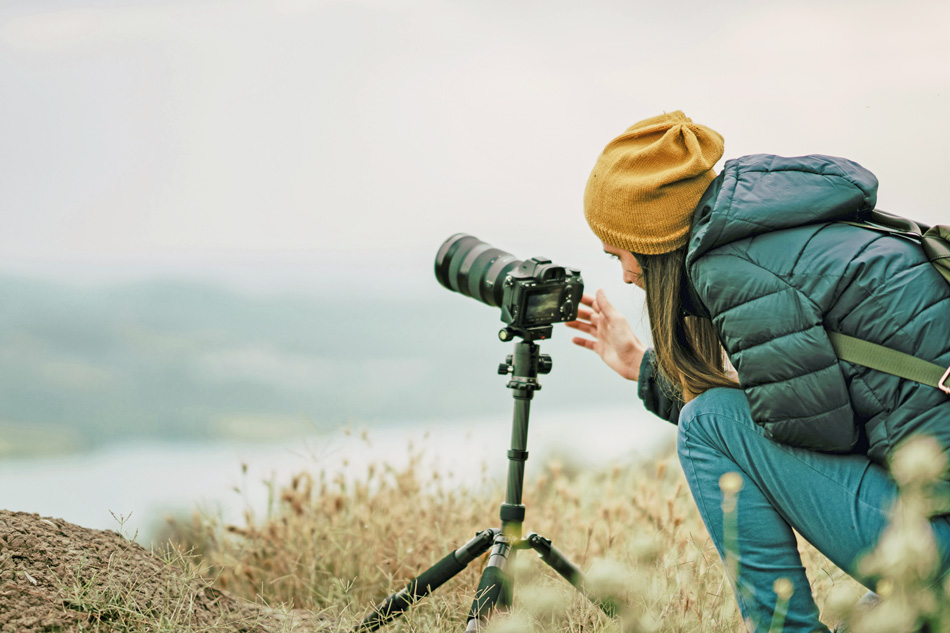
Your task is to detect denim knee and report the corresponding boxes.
[677,387,754,464]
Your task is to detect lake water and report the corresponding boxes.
[0,267,668,544]
[0,405,675,542]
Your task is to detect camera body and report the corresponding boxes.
[500,257,583,332]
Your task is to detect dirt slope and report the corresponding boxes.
[0,510,326,632]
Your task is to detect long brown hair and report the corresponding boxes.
[634,249,738,401]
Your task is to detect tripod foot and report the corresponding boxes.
[354,529,497,632]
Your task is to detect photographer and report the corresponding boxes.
[566,111,950,632]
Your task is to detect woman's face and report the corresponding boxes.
[602,242,645,289]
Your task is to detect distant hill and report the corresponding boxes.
[0,274,635,456]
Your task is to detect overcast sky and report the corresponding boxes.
[1,0,948,290]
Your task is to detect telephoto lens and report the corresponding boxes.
[434,234,523,308]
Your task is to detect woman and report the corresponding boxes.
[566,111,950,631]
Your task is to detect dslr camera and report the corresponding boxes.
[435,234,584,340]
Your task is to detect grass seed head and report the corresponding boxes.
[772,577,794,601]
[890,435,948,489]
[718,472,743,495]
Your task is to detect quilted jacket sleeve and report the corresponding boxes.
[692,253,859,452]
[637,349,683,425]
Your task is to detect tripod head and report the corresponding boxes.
[497,337,552,397]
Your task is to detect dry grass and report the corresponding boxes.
[154,430,950,633]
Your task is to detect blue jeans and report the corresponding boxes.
[677,388,950,632]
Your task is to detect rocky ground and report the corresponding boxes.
[0,510,328,632]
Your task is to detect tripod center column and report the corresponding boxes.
[500,339,549,537]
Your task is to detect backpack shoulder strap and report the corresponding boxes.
[840,209,950,283]
[827,331,950,394]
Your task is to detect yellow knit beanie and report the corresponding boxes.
[584,111,724,255]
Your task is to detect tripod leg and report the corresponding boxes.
[355,529,497,632]
[463,535,515,632]
[526,533,620,617]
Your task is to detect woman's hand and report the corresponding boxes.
[565,289,647,382]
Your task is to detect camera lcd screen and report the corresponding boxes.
[524,288,561,323]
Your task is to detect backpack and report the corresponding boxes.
[828,210,950,394]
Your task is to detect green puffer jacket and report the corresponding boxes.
[638,154,950,469]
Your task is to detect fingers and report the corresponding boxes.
[567,304,599,331]
[595,288,618,317]
[574,306,595,321]
[571,336,595,351]
[565,319,594,335]
[576,295,605,320]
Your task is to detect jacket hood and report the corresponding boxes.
[686,154,878,268]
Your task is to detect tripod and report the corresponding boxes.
[355,329,617,632]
